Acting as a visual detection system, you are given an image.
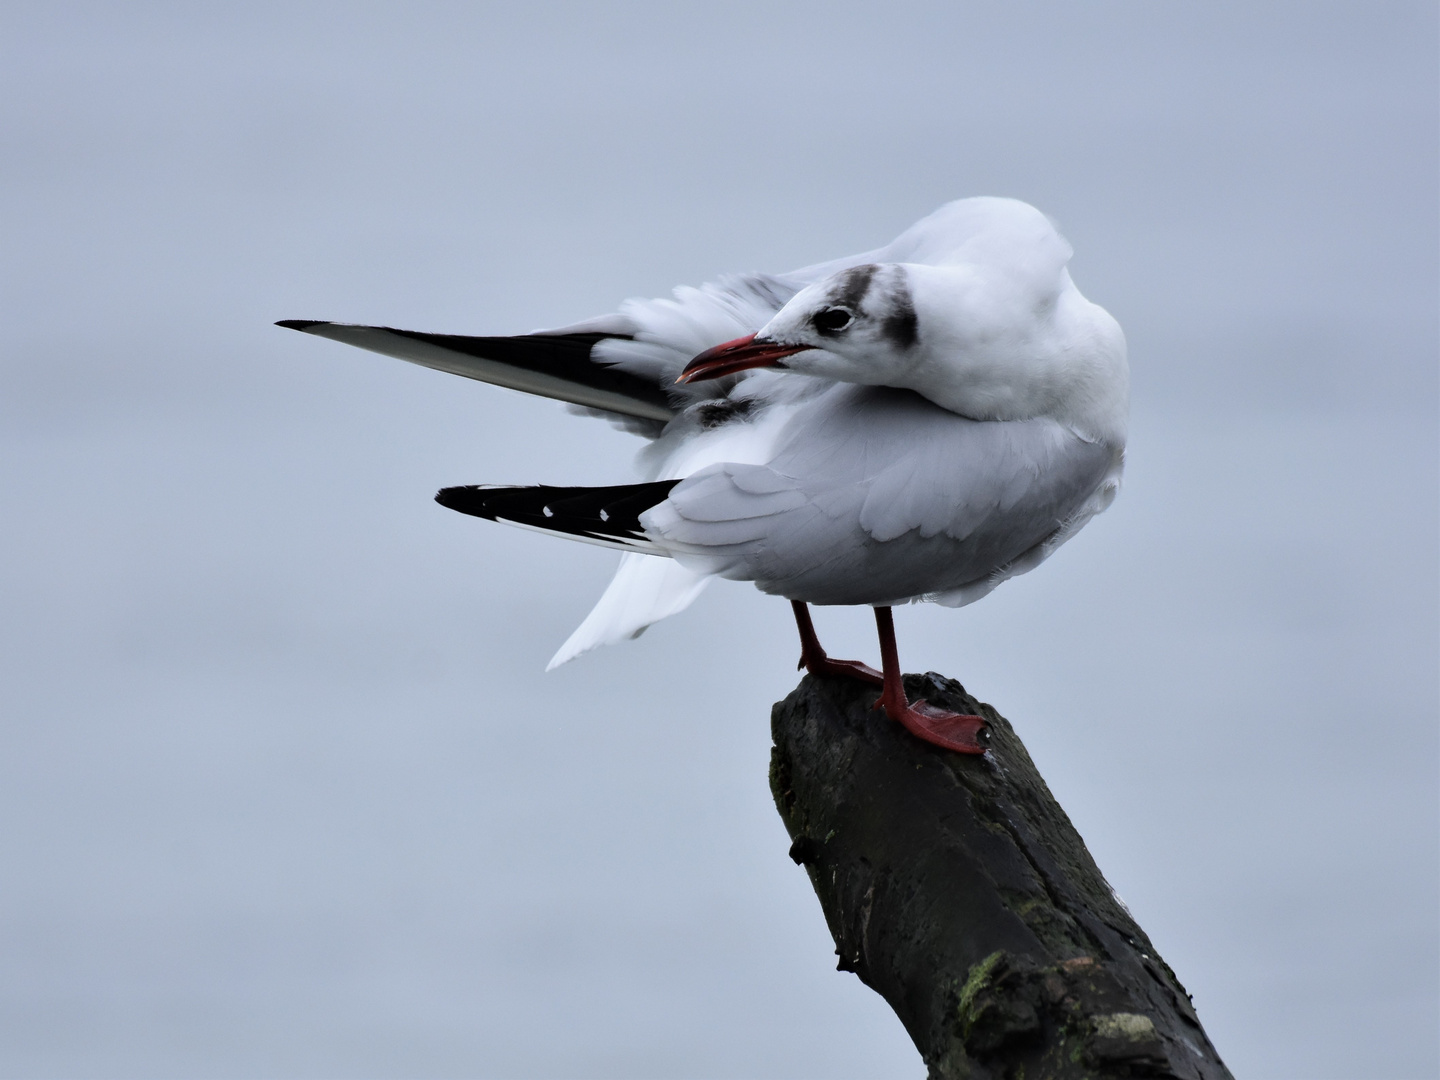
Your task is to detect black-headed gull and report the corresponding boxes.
[279,197,1127,753]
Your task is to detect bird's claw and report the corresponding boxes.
[874,691,989,754]
[799,653,885,686]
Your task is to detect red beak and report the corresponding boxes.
[676,333,811,384]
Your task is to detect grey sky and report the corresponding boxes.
[1,3,1436,1077]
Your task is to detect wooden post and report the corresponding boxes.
[771,671,1233,1080]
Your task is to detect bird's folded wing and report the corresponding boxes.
[641,386,1119,605]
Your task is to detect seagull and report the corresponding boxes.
[278,197,1127,754]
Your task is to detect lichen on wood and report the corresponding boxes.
[770,671,1232,1080]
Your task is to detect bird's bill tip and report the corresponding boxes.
[676,333,810,383]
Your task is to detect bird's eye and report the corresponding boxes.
[813,307,853,333]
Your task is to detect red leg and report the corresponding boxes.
[792,601,883,686]
[872,606,988,754]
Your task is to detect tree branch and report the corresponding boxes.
[770,671,1232,1080]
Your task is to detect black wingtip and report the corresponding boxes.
[276,319,326,331]
[435,486,488,516]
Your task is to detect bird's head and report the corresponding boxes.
[679,253,1127,442]
[677,263,924,388]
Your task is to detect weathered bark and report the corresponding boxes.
[770,671,1232,1080]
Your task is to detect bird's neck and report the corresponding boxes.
[904,284,1129,445]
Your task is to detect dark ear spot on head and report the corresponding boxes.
[882,276,918,350]
[833,264,878,309]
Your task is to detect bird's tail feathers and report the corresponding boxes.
[547,552,712,669]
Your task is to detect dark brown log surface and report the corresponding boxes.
[770,671,1233,1080]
